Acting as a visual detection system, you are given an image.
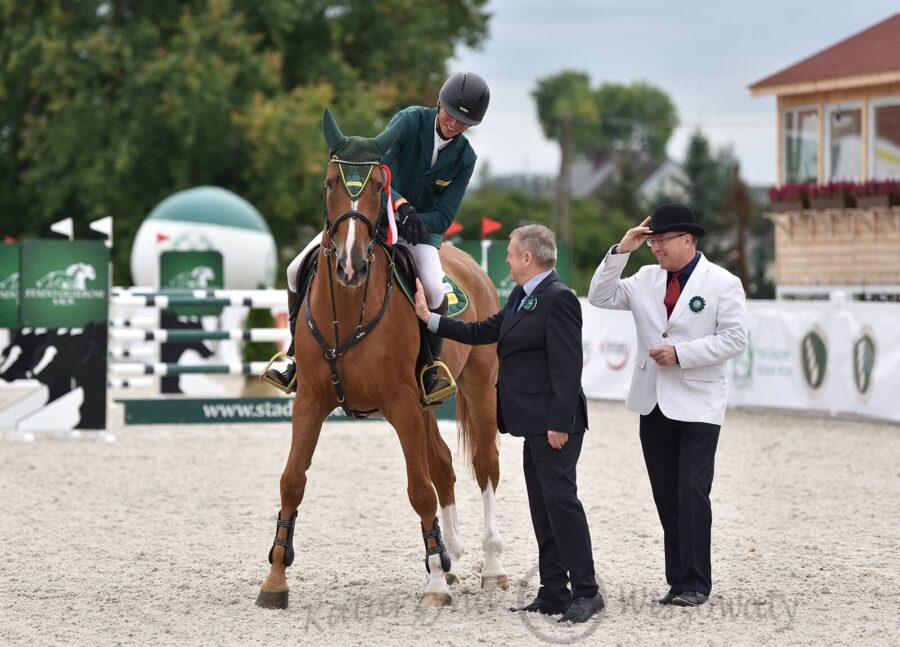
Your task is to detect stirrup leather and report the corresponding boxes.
[418,360,457,406]
[259,351,297,394]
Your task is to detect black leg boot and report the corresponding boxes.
[422,297,456,402]
[262,289,299,393]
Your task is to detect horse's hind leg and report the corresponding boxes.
[256,392,330,609]
[383,396,453,608]
[457,351,509,592]
[424,411,464,565]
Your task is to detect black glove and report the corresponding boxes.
[397,202,428,245]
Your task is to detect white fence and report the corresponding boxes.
[580,298,900,424]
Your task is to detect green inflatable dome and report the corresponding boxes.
[146,186,270,233]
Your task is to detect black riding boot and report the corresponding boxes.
[422,297,454,399]
[263,289,299,393]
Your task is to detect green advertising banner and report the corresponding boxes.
[20,241,109,327]
[0,244,19,327]
[454,240,571,307]
[160,250,224,290]
[160,250,224,316]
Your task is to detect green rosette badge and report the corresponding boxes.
[522,295,537,312]
[688,296,706,312]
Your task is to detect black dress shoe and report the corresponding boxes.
[671,591,708,607]
[558,592,605,623]
[657,588,680,605]
[509,597,569,615]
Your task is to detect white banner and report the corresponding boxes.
[580,298,900,424]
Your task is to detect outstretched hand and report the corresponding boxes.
[617,216,652,253]
[414,279,431,321]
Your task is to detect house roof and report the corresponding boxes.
[750,14,900,96]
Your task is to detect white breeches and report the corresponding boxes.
[398,239,444,309]
[286,233,445,309]
[287,232,324,293]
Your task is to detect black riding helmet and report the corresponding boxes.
[438,72,490,126]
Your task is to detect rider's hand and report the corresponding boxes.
[397,203,428,245]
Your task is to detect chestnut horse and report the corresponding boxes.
[256,109,508,609]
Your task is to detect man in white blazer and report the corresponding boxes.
[588,203,747,607]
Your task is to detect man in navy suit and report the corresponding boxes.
[414,224,603,624]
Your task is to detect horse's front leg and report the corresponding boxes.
[384,395,453,608]
[256,391,330,609]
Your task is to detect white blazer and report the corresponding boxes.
[588,248,747,425]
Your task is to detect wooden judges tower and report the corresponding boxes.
[750,14,900,300]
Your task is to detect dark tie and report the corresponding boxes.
[664,273,682,319]
[511,291,523,312]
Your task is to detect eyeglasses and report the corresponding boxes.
[646,233,688,247]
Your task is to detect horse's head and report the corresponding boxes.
[321,108,402,287]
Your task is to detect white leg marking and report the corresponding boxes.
[440,504,465,561]
[424,553,451,597]
[481,479,507,579]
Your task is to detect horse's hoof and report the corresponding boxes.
[420,592,452,608]
[481,574,510,591]
[256,588,289,609]
[444,572,460,586]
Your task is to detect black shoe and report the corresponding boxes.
[657,588,680,605]
[264,362,296,393]
[509,597,569,616]
[558,592,605,623]
[671,591,708,607]
[423,368,452,396]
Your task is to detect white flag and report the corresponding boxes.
[89,215,113,247]
[50,217,74,240]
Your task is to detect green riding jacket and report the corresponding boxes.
[381,106,477,249]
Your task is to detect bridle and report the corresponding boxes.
[305,157,397,418]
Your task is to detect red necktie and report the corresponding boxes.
[664,273,681,319]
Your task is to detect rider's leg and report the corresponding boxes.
[400,241,453,398]
[263,232,323,393]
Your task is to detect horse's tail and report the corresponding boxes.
[455,385,477,479]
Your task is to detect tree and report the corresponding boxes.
[532,71,598,244]
[0,0,491,283]
[676,130,772,296]
[591,82,678,161]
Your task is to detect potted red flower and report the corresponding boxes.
[851,180,900,209]
[808,181,857,209]
[768,183,810,212]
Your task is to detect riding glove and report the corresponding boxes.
[397,202,428,245]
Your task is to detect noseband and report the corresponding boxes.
[306,157,397,418]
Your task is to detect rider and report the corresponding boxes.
[264,72,490,398]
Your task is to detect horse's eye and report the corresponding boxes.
[325,179,335,191]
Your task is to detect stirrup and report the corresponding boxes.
[418,361,457,407]
[259,351,297,394]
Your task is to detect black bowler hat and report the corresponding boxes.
[649,203,706,237]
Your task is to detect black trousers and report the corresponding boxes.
[523,432,598,602]
[640,405,720,596]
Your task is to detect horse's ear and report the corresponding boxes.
[373,117,403,156]
[322,108,346,152]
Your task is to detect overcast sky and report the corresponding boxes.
[452,1,898,186]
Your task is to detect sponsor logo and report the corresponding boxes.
[731,333,754,389]
[167,266,217,289]
[0,271,18,301]
[800,328,828,392]
[598,339,630,371]
[852,330,876,399]
[24,263,104,306]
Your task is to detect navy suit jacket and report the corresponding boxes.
[437,271,588,437]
